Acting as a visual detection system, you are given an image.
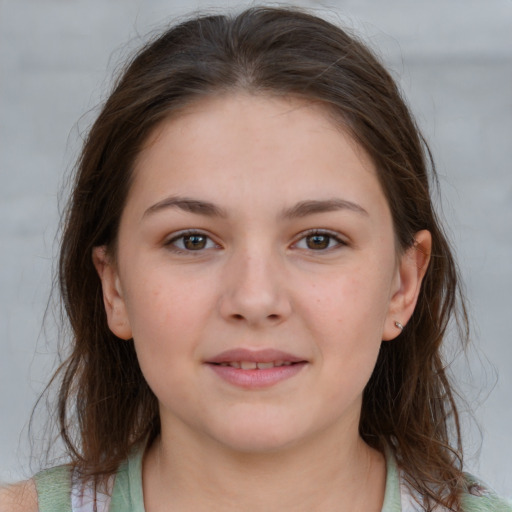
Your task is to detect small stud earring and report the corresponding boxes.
[394,321,404,333]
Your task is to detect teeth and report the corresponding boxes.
[219,361,296,369]
[256,362,274,369]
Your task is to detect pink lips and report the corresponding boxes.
[206,348,307,389]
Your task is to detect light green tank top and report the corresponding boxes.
[33,444,511,511]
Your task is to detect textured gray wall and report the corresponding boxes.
[1,0,511,498]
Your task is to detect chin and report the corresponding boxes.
[207,415,309,455]
[217,434,301,455]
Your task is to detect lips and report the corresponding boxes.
[217,360,295,369]
[205,349,307,388]
[207,348,305,365]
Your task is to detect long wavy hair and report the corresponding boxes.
[51,6,469,510]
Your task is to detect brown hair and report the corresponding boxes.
[53,6,468,510]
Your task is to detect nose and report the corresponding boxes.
[218,248,292,327]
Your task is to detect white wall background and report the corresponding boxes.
[1,0,511,498]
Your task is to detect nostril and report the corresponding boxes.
[230,313,281,322]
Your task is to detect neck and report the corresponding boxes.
[142,422,386,512]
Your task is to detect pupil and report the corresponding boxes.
[307,235,329,250]
[184,235,206,250]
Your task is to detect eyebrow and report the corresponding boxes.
[143,196,228,219]
[142,196,368,220]
[281,199,368,219]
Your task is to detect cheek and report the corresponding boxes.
[122,272,216,370]
[303,268,390,333]
[301,267,391,378]
[126,266,212,325]
[124,279,211,408]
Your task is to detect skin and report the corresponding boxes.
[94,93,431,511]
[0,480,38,512]
[0,93,430,511]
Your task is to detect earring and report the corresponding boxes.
[394,321,404,333]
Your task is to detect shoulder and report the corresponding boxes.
[0,479,39,512]
[461,474,512,512]
[32,465,72,512]
[1,465,74,512]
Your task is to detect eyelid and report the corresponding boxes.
[164,229,221,252]
[163,228,347,253]
[292,229,348,251]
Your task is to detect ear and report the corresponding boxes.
[92,246,133,340]
[382,230,431,341]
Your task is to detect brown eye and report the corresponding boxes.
[167,232,217,252]
[183,234,208,250]
[306,234,331,250]
[294,231,345,251]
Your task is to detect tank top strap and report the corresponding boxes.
[33,465,72,512]
[381,446,402,511]
[461,474,512,512]
[109,445,146,512]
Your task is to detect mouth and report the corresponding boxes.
[213,360,298,369]
[206,348,306,366]
[205,349,307,388]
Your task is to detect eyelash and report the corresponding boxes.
[165,230,219,253]
[292,229,347,252]
[164,229,347,254]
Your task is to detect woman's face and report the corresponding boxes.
[95,94,428,454]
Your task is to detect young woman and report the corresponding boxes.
[1,6,509,512]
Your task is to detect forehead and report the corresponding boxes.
[127,93,387,218]
[135,92,369,169]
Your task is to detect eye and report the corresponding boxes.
[166,231,218,252]
[294,230,346,251]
